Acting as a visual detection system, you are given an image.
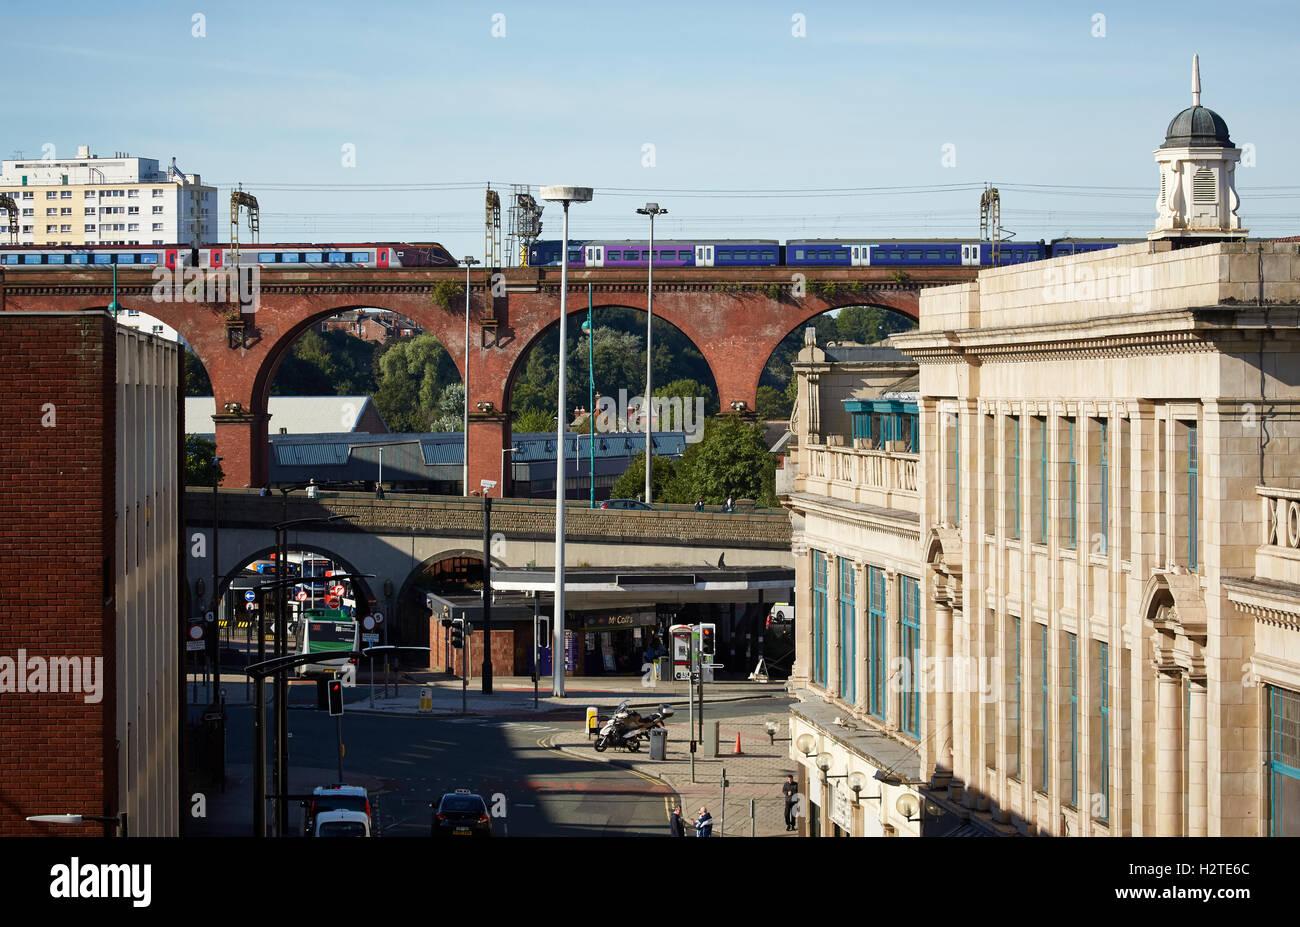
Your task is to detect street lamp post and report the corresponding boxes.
[460,256,480,496]
[501,444,518,496]
[210,456,222,706]
[540,185,592,698]
[636,203,666,504]
[582,285,595,507]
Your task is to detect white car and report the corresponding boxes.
[313,810,371,837]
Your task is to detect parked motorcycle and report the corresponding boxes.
[594,701,674,752]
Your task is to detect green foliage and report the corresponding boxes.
[511,407,556,434]
[430,280,464,311]
[184,349,211,397]
[185,435,224,485]
[272,329,378,397]
[833,305,913,345]
[756,384,792,420]
[371,333,459,432]
[889,270,914,285]
[763,283,782,300]
[662,417,777,507]
[654,378,717,417]
[610,449,675,501]
[429,382,464,432]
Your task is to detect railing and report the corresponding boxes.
[1259,485,1300,549]
[802,444,919,494]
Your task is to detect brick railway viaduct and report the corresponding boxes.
[3,262,975,492]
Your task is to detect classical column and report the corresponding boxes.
[1187,675,1207,837]
[933,595,954,786]
[1155,668,1184,836]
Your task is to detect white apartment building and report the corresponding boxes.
[0,145,217,247]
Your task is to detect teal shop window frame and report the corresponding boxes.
[838,558,855,701]
[812,550,828,687]
[868,566,887,721]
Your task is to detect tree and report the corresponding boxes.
[429,382,464,432]
[184,350,211,397]
[654,378,717,418]
[756,385,791,420]
[371,333,457,432]
[834,305,913,344]
[663,416,777,506]
[610,450,675,501]
[511,407,555,434]
[272,329,379,397]
[185,435,224,485]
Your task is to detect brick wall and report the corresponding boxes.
[0,313,117,836]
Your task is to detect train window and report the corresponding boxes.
[21,254,43,264]
[138,254,158,264]
[944,250,957,260]
[762,250,775,261]
[925,250,940,260]
[676,250,689,260]
[350,252,370,262]
[93,254,112,264]
[47,254,66,264]
[906,250,921,260]
[817,251,831,261]
[793,249,805,260]
[569,250,582,262]
[281,253,300,263]
[0,254,17,264]
[326,252,346,262]
[257,252,279,262]
[625,251,640,260]
[71,254,90,264]
[118,254,136,264]
[304,252,323,262]
[718,250,731,260]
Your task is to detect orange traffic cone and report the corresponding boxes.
[733,731,743,754]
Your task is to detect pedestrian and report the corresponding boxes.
[259,483,270,498]
[374,481,385,500]
[724,493,735,513]
[782,774,799,831]
[668,805,685,837]
[694,496,704,512]
[306,477,318,500]
[694,806,713,837]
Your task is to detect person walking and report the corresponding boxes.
[374,481,385,500]
[694,807,713,837]
[668,805,685,837]
[782,774,799,831]
[305,477,318,500]
[694,496,704,512]
[723,493,735,513]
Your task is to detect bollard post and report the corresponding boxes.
[750,798,755,837]
[720,766,727,837]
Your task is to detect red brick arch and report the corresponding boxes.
[1,263,957,489]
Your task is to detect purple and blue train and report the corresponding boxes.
[527,237,1139,269]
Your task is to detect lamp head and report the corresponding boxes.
[815,752,832,773]
[540,185,593,204]
[795,733,816,757]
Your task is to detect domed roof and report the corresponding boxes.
[1163,105,1232,148]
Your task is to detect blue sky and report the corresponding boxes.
[7,0,1297,255]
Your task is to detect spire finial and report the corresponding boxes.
[1192,53,1201,107]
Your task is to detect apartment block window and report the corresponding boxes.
[45,224,56,232]
[152,223,163,231]
[152,188,164,197]
[1093,640,1109,822]
[45,191,57,199]
[84,191,95,199]
[84,208,95,216]
[60,208,71,216]
[128,189,139,198]
[152,206,164,215]
[60,190,71,199]
[812,551,828,688]
[22,208,33,217]
[22,192,33,199]
[868,566,887,721]
[59,225,70,233]
[838,559,856,703]
[128,206,138,215]
[128,224,139,231]
[46,208,56,216]
[900,576,921,738]
[1068,632,1078,806]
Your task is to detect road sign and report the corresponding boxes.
[296,590,309,602]
[362,632,380,644]
[372,611,384,624]
[246,602,256,611]
[330,584,346,597]
[204,610,215,623]
[480,479,497,490]
[325,595,341,608]
[244,590,256,602]
[187,624,205,651]
[362,616,375,631]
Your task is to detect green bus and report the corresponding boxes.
[296,608,360,677]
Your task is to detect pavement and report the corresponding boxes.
[547,714,802,838]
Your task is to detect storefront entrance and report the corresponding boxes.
[574,610,661,675]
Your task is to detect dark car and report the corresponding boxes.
[600,499,652,510]
[432,790,492,837]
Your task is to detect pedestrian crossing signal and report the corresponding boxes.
[327,678,344,716]
[450,618,464,649]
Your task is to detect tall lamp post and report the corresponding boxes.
[636,203,666,504]
[540,185,592,697]
[460,256,479,496]
[581,284,595,507]
[210,455,223,707]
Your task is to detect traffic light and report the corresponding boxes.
[700,625,715,656]
[450,618,464,649]
[439,605,452,629]
[327,678,344,716]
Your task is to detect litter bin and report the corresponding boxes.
[649,727,668,760]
